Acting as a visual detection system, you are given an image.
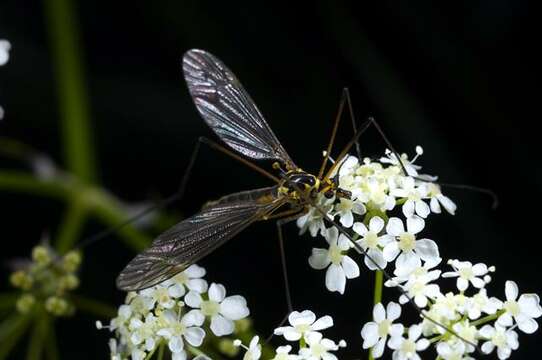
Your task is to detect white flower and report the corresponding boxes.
[426,183,457,215]
[436,341,473,360]
[352,216,394,270]
[380,147,422,177]
[140,285,182,310]
[361,302,404,358]
[271,345,301,360]
[234,336,262,360]
[185,283,249,336]
[451,321,478,353]
[383,216,439,269]
[397,269,441,308]
[129,313,158,351]
[298,332,345,360]
[0,39,10,66]
[387,257,442,286]
[391,177,430,218]
[308,227,360,294]
[497,280,542,334]
[156,310,205,356]
[357,177,396,212]
[442,259,492,291]
[164,264,208,295]
[387,324,430,360]
[297,194,335,237]
[274,310,333,341]
[480,325,519,360]
[464,288,502,320]
[334,198,366,227]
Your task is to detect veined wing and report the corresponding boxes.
[116,186,285,291]
[182,49,295,169]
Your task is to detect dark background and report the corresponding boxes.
[1,0,540,358]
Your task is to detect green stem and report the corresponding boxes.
[71,295,117,318]
[0,293,18,312]
[187,345,211,359]
[369,270,384,360]
[0,171,70,199]
[26,311,50,360]
[470,310,505,327]
[44,0,96,183]
[44,319,59,360]
[0,314,32,360]
[55,200,88,253]
[156,342,165,360]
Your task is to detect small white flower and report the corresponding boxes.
[274,310,333,341]
[397,271,441,308]
[451,321,478,353]
[352,216,394,270]
[391,177,430,218]
[164,264,208,295]
[0,39,10,66]
[185,283,249,336]
[234,336,262,360]
[298,332,345,360]
[464,288,502,320]
[480,325,519,360]
[334,198,366,227]
[380,147,422,177]
[387,324,430,360]
[383,216,439,269]
[129,313,158,351]
[297,194,335,237]
[156,310,205,355]
[436,341,473,360]
[426,183,457,215]
[308,227,360,294]
[442,259,492,291]
[271,345,300,360]
[497,280,542,334]
[361,302,404,358]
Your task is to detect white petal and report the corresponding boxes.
[187,279,208,293]
[387,302,401,321]
[365,249,386,271]
[172,351,187,360]
[472,263,488,276]
[312,315,333,331]
[168,284,186,298]
[386,217,404,236]
[309,248,331,270]
[183,309,205,327]
[481,341,495,354]
[518,294,542,318]
[184,264,206,278]
[210,314,234,336]
[438,195,457,214]
[396,251,420,270]
[415,200,430,218]
[369,216,385,234]
[430,198,441,213]
[289,310,316,326]
[402,200,415,218]
[415,239,439,261]
[406,216,425,234]
[517,317,538,334]
[361,322,379,348]
[326,264,346,294]
[353,222,368,236]
[457,278,469,291]
[373,303,385,322]
[220,295,249,320]
[408,325,422,340]
[184,327,205,346]
[339,211,354,228]
[387,335,402,350]
[280,327,302,341]
[505,281,518,301]
[372,338,386,358]
[471,277,486,289]
[208,283,226,302]
[169,336,184,353]
[383,242,400,262]
[341,256,360,279]
[184,291,202,308]
[338,234,351,250]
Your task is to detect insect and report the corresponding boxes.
[116,49,361,291]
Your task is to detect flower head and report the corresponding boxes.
[387,324,430,360]
[274,310,333,342]
[497,281,542,334]
[298,332,346,360]
[361,302,404,358]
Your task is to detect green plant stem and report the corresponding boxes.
[0,293,18,312]
[55,200,88,253]
[369,270,384,360]
[470,310,505,327]
[44,0,96,184]
[26,310,50,360]
[71,295,117,318]
[156,342,165,360]
[187,345,211,358]
[44,320,59,360]
[0,171,70,199]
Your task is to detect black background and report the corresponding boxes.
[1,0,541,358]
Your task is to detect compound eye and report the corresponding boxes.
[324,190,334,199]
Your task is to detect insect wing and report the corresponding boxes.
[116,186,284,291]
[183,49,295,168]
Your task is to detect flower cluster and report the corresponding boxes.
[235,310,346,360]
[298,147,541,358]
[0,38,10,120]
[9,244,82,316]
[97,264,250,360]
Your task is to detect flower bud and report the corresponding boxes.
[16,294,35,314]
[10,270,33,290]
[45,296,70,316]
[62,251,82,272]
[219,338,239,356]
[32,245,51,266]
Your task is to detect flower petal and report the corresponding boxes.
[210,314,234,336]
[326,264,346,294]
[312,315,334,331]
[208,283,226,302]
[184,327,205,347]
[289,310,316,326]
[341,256,360,279]
[220,295,249,320]
[386,217,404,236]
[505,281,519,301]
[406,216,425,234]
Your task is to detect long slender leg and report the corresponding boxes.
[77,137,279,250]
[318,89,348,179]
[265,213,303,342]
[343,88,362,159]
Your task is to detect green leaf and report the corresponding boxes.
[26,312,50,360]
[0,313,32,360]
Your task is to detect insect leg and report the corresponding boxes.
[265,212,304,342]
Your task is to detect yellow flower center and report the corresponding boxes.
[201,300,220,316]
[398,233,416,252]
[378,319,391,337]
[504,300,520,316]
[328,244,343,265]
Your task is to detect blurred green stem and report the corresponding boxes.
[71,295,117,318]
[56,199,88,253]
[0,171,70,199]
[0,314,32,360]
[44,0,96,184]
[44,320,59,360]
[26,310,50,360]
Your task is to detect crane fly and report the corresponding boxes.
[116,49,355,291]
